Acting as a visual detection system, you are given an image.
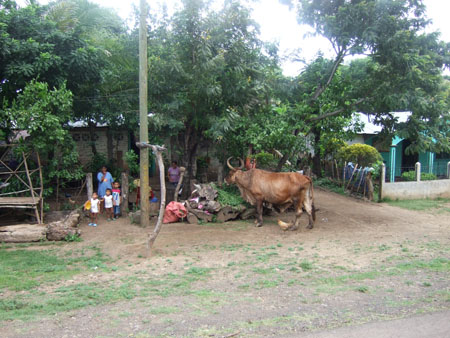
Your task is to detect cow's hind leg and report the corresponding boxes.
[255,200,263,227]
[304,189,314,229]
[292,196,305,231]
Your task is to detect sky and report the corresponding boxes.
[15,0,450,76]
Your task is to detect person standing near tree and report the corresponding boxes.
[167,161,180,188]
[97,166,113,212]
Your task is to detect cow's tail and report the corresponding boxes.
[309,178,316,221]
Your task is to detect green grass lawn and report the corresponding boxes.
[383,198,450,212]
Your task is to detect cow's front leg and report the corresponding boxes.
[255,200,263,227]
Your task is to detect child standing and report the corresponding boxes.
[104,188,114,221]
[88,192,101,227]
[112,181,122,220]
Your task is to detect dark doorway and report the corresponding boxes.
[401,139,418,173]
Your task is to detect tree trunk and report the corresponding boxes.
[312,127,322,177]
[107,128,114,162]
[181,124,199,198]
[276,153,290,172]
[88,121,98,156]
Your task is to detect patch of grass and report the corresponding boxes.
[299,260,313,271]
[149,306,179,314]
[0,247,108,292]
[252,267,274,275]
[384,198,450,212]
[0,281,137,321]
[255,279,279,289]
[355,285,369,293]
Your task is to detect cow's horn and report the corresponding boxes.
[227,157,235,170]
[237,157,244,169]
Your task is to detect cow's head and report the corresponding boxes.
[225,157,244,184]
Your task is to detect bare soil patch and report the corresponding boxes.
[2,189,449,337]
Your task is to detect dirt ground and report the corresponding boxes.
[2,189,450,337]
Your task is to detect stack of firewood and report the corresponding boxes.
[184,183,255,224]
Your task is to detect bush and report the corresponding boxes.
[254,152,277,169]
[338,144,382,167]
[87,153,121,181]
[124,150,139,177]
[401,171,437,181]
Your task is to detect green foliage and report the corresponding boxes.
[253,152,276,169]
[124,150,139,177]
[401,171,437,181]
[338,144,382,167]
[214,184,246,208]
[64,233,82,242]
[5,80,83,196]
[314,178,346,195]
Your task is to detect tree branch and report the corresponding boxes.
[311,50,346,102]
[308,97,367,122]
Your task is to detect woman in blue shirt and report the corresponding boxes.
[97,166,113,211]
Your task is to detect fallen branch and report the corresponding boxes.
[136,142,167,253]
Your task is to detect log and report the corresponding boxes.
[0,224,47,242]
[366,172,374,201]
[46,223,80,241]
[186,212,199,224]
[217,206,240,222]
[189,208,213,222]
[46,210,82,241]
[121,172,129,215]
[185,201,214,222]
[240,207,256,220]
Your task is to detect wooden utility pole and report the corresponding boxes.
[139,0,150,227]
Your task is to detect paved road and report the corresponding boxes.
[302,311,450,338]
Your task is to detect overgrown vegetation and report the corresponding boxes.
[215,184,248,208]
[383,198,450,212]
[314,178,346,195]
[401,171,437,181]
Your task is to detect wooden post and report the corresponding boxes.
[139,0,150,228]
[366,172,374,201]
[121,172,129,214]
[174,167,186,202]
[22,152,41,224]
[36,152,44,223]
[342,162,347,187]
[334,160,339,183]
[346,164,358,190]
[86,173,93,199]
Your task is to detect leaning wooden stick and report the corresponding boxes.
[174,167,186,202]
[136,142,167,252]
[346,164,359,190]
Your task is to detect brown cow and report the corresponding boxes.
[225,157,315,229]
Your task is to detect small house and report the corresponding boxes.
[350,113,449,182]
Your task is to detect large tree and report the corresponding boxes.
[147,0,275,182]
[281,0,450,175]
